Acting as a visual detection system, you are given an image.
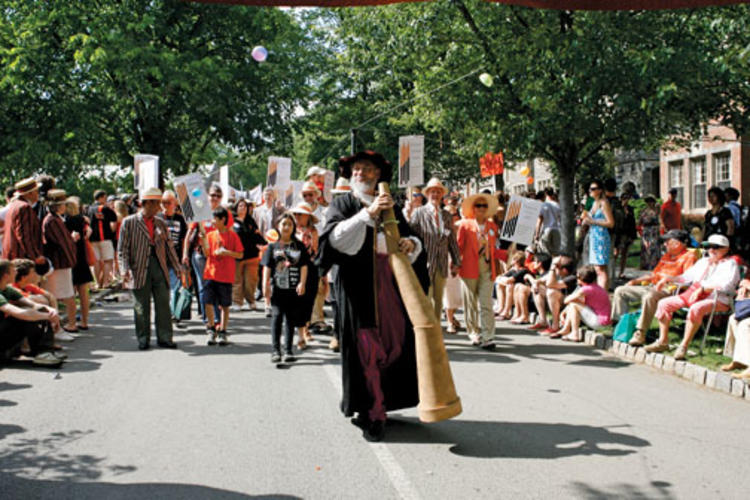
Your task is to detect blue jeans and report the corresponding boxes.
[191,252,219,323]
[168,268,180,317]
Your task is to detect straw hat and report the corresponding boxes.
[14,177,40,195]
[46,189,67,205]
[461,192,498,219]
[289,202,319,224]
[301,181,320,196]
[141,187,163,201]
[423,177,447,197]
[331,177,351,194]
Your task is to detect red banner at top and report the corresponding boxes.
[191,0,748,9]
[480,152,504,178]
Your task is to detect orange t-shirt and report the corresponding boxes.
[203,229,244,284]
[650,249,698,284]
[12,283,45,297]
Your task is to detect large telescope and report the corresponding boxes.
[379,182,462,422]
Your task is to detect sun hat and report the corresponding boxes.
[331,177,351,194]
[289,202,319,224]
[338,150,393,183]
[423,178,447,197]
[301,181,321,196]
[46,189,67,205]
[305,166,327,179]
[461,193,499,219]
[141,187,163,201]
[702,234,730,248]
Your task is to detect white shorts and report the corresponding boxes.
[579,305,603,329]
[46,268,75,300]
[91,240,114,261]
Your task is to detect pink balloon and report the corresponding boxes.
[252,46,268,63]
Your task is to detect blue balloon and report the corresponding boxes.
[192,188,202,197]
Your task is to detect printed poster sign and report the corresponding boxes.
[134,154,159,194]
[500,195,543,246]
[219,165,230,204]
[284,180,304,208]
[323,170,335,204]
[172,173,213,223]
[398,135,424,188]
[267,156,292,192]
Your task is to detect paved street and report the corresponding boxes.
[2,297,749,499]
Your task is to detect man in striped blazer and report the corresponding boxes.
[118,187,183,350]
[2,177,44,264]
[406,178,462,324]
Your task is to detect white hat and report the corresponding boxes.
[331,177,351,194]
[301,181,321,196]
[702,234,730,248]
[423,177,447,196]
[305,166,327,179]
[141,187,163,201]
[289,202,319,224]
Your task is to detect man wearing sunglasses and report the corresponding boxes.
[648,234,740,359]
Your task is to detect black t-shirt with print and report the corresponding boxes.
[261,240,311,291]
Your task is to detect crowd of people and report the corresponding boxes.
[2,155,749,437]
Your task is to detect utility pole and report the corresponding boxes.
[350,129,357,155]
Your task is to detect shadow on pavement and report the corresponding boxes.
[384,417,650,459]
[569,480,675,499]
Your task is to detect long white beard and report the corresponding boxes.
[351,179,376,196]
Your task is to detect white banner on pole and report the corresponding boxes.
[248,184,263,205]
[267,156,292,192]
[134,154,159,195]
[173,173,213,223]
[323,170,335,204]
[500,195,543,246]
[398,135,424,188]
[284,180,304,208]
[219,165,230,204]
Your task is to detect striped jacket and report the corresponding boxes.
[2,197,42,260]
[118,212,181,290]
[42,213,76,270]
[408,204,461,280]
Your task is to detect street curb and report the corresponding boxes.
[583,331,748,402]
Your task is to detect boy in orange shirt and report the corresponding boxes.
[199,207,243,345]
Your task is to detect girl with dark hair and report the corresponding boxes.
[704,186,735,243]
[550,265,611,342]
[261,213,309,364]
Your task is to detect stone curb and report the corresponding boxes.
[582,330,748,401]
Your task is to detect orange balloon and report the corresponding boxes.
[520,166,530,176]
[526,176,534,184]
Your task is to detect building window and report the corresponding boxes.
[691,157,707,210]
[669,161,684,205]
[714,153,731,189]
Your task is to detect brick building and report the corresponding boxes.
[502,158,555,195]
[660,124,749,215]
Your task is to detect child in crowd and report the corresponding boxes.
[530,255,578,334]
[496,251,530,321]
[12,259,57,308]
[200,207,244,346]
[290,203,319,350]
[516,252,552,325]
[261,213,309,364]
[551,265,611,342]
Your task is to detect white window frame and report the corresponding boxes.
[714,153,731,189]
[669,161,684,205]
[691,157,707,210]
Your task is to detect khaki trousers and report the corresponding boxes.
[311,276,328,325]
[461,260,494,342]
[232,258,259,307]
[428,271,447,324]
[612,285,668,332]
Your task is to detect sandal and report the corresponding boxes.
[297,340,308,350]
[77,324,89,331]
[62,325,79,333]
[549,332,563,339]
[562,333,582,342]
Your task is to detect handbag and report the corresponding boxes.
[84,235,96,266]
[735,299,750,322]
[613,311,640,343]
[174,284,193,321]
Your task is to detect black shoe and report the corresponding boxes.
[137,341,150,350]
[365,420,385,442]
[480,341,496,351]
[283,352,296,363]
[350,414,370,431]
[157,340,177,349]
[271,351,282,363]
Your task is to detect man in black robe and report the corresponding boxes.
[318,150,428,442]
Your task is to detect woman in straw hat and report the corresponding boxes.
[407,178,462,329]
[456,192,501,350]
[42,189,79,334]
[290,202,321,349]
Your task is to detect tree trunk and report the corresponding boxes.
[558,163,577,257]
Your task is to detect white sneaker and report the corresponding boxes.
[230,305,241,312]
[33,352,63,366]
[217,332,228,346]
[55,332,75,342]
[468,333,481,346]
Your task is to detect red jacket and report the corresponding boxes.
[456,218,501,280]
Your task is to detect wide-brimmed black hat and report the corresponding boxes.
[338,150,393,183]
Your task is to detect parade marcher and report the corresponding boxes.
[326,177,352,351]
[157,190,187,323]
[34,174,55,221]
[290,202,320,349]
[87,190,118,289]
[0,186,16,251]
[443,194,463,333]
[318,150,426,442]
[305,166,329,207]
[41,189,78,334]
[64,197,94,330]
[231,198,265,312]
[456,192,501,349]
[198,206,244,346]
[533,187,561,256]
[300,181,331,334]
[253,187,285,318]
[262,213,309,364]
[118,187,182,350]
[2,177,44,265]
[407,177,462,326]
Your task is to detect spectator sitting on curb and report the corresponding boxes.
[0,259,64,366]
[529,255,578,334]
[610,229,698,347]
[648,234,740,360]
[11,258,57,308]
[550,265,611,342]
[721,278,750,380]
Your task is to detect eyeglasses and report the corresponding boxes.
[589,187,601,192]
[704,244,722,250]
[209,193,221,198]
[474,204,488,209]
[302,193,315,197]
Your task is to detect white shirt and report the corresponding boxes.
[677,256,740,304]
[539,200,561,230]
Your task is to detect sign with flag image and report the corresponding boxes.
[398,135,424,188]
[267,156,292,192]
[500,195,543,246]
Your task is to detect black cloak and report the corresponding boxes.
[318,193,429,417]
